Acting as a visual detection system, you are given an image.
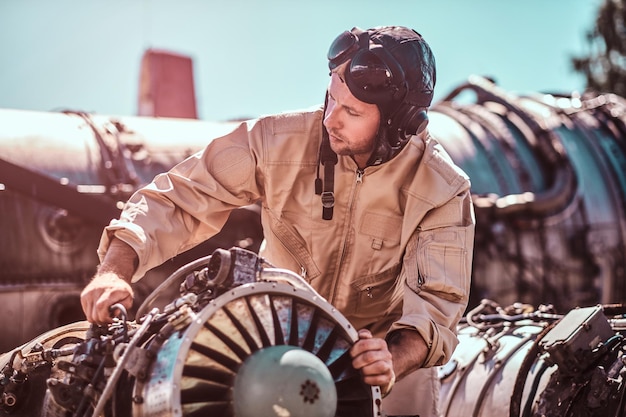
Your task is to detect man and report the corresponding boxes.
[81,26,474,416]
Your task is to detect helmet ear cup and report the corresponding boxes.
[407,109,429,135]
[389,106,428,140]
[366,106,428,166]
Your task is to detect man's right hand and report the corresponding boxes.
[81,237,138,324]
[81,272,134,324]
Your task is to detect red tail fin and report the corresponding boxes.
[137,49,198,119]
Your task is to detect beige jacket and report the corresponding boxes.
[100,107,475,367]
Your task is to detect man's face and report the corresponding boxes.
[323,69,380,168]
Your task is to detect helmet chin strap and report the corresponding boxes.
[316,93,338,221]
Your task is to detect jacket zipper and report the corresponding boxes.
[329,168,364,302]
[356,169,364,184]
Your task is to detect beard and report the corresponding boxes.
[327,130,376,159]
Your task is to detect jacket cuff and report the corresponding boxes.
[98,220,150,282]
[387,318,459,368]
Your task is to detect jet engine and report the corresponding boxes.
[438,298,626,417]
[0,247,381,417]
[430,76,626,311]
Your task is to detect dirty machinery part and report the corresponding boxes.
[0,247,381,417]
[438,298,626,416]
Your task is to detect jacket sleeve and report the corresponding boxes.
[98,120,265,282]
[388,187,475,367]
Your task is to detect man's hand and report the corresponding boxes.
[81,272,134,324]
[80,238,138,324]
[350,329,396,396]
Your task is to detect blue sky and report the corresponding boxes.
[0,0,601,121]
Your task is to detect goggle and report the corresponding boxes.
[327,29,407,107]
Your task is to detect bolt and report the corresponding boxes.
[3,392,17,407]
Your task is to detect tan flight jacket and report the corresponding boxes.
[99,107,475,368]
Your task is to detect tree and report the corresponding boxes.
[572,0,626,96]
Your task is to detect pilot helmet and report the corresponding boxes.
[327,25,437,165]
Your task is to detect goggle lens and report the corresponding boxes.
[327,29,407,106]
[350,51,393,94]
[327,31,358,69]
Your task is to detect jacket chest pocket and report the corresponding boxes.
[266,209,323,280]
[344,263,403,316]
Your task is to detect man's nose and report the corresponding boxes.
[323,106,339,131]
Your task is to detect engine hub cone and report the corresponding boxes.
[233,345,337,417]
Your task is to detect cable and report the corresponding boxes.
[135,255,212,319]
[89,308,158,417]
